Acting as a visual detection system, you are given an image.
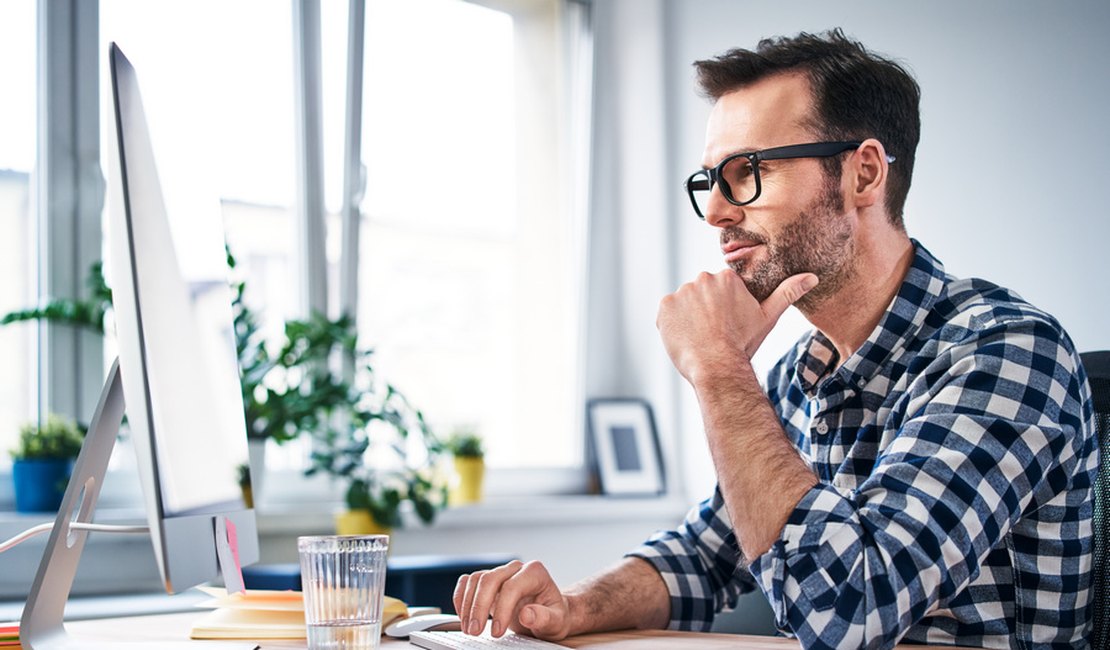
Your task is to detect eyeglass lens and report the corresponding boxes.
[689,155,758,217]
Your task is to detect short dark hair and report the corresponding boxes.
[694,29,920,225]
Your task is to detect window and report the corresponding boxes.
[2,0,590,506]
[336,0,589,471]
[0,0,37,465]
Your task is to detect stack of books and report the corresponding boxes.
[190,587,410,640]
[0,622,17,647]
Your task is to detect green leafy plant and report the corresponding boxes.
[252,307,449,527]
[228,254,349,445]
[2,255,447,527]
[445,428,484,458]
[0,261,112,335]
[11,414,86,461]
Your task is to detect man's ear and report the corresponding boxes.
[847,138,888,209]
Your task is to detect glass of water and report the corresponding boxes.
[298,534,390,650]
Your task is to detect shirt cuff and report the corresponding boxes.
[625,541,716,632]
[748,483,861,630]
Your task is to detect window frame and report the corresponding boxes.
[37,0,105,443]
[0,0,112,511]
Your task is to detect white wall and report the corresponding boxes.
[658,0,1110,500]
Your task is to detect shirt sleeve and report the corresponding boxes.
[748,317,1095,649]
[625,486,757,631]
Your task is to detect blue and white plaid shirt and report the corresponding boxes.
[629,242,1096,649]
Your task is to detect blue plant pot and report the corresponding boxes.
[12,459,74,513]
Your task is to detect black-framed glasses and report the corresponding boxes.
[684,141,894,220]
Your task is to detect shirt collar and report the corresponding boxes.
[794,240,947,395]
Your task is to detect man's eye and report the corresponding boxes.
[723,159,754,183]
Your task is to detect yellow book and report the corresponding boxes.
[190,587,408,640]
[191,608,306,640]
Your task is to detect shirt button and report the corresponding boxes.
[815,420,829,435]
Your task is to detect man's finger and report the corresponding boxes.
[762,273,818,322]
[457,571,485,633]
[465,560,524,635]
[489,572,531,637]
[453,574,468,618]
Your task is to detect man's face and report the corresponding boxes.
[701,73,855,308]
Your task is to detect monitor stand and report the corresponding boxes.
[20,359,256,650]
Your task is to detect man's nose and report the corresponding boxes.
[704,186,742,228]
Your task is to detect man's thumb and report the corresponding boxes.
[764,273,819,319]
[520,604,557,634]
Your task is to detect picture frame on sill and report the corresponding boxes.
[586,398,665,496]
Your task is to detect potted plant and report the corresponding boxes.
[9,414,86,512]
[296,322,448,534]
[446,428,485,505]
[228,253,449,525]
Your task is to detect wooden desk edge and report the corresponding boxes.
[66,614,796,648]
[65,611,962,648]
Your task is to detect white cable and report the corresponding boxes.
[0,522,149,553]
[0,523,54,553]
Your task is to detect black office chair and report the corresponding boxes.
[1083,351,1110,650]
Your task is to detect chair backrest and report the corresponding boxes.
[1083,350,1110,650]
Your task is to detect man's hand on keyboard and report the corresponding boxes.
[454,560,573,641]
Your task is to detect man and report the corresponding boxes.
[454,29,1096,648]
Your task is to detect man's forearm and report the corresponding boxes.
[564,557,671,635]
[696,363,818,558]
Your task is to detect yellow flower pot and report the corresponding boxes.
[450,456,485,505]
[334,509,391,536]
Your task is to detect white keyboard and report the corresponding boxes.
[408,631,571,650]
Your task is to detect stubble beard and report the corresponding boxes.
[723,179,855,313]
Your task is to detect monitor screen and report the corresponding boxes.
[106,42,259,593]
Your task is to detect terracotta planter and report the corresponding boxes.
[12,458,74,513]
[450,456,485,505]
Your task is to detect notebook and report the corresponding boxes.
[189,587,409,640]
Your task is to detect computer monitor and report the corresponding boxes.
[19,43,259,649]
[104,40,260,596]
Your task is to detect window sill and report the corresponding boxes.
[0,493,690,537]
[255,493,691,535]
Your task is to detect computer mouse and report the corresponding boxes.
[383,613,464,638]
